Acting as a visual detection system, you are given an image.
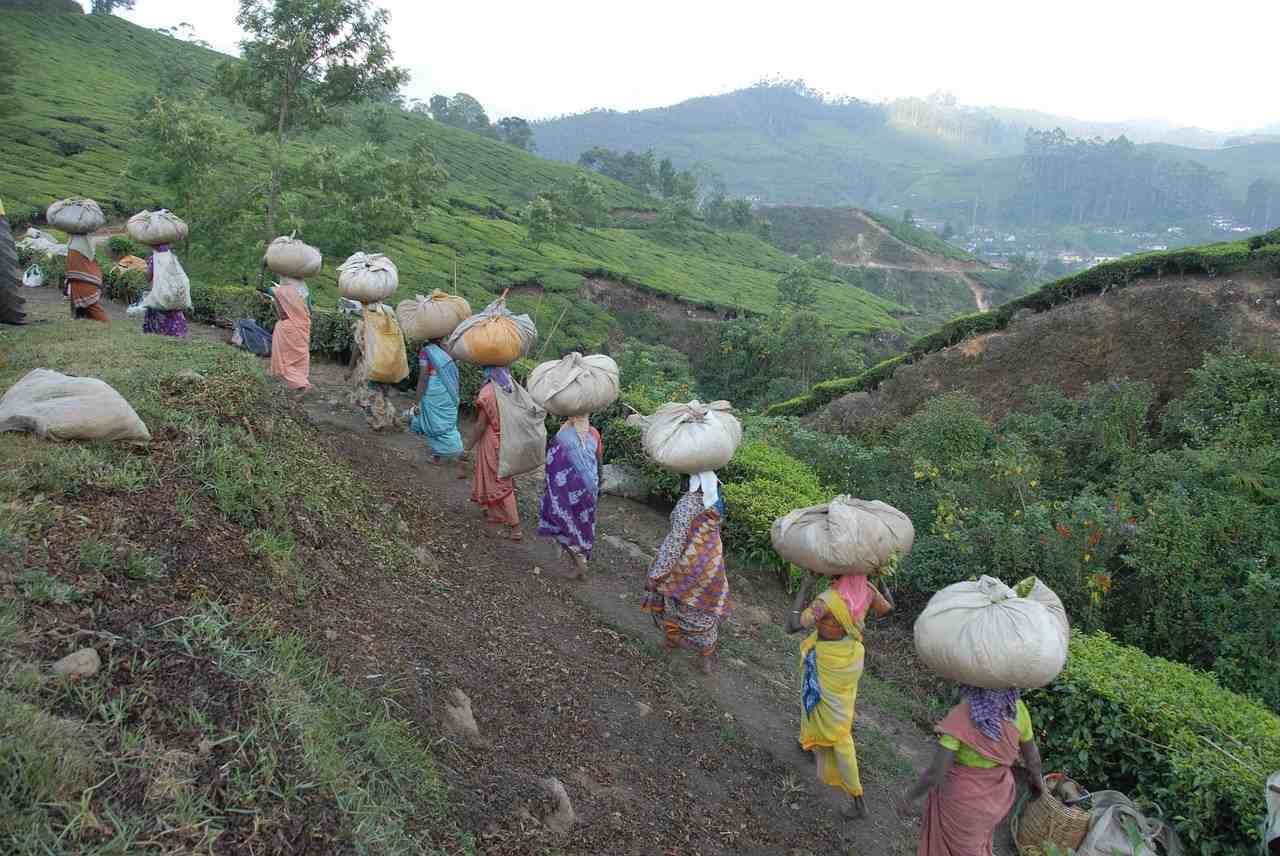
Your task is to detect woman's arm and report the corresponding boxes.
[465,412,488,452]
[784,575,816,634]
[1020,740,1045,798]
[898,745,955,816]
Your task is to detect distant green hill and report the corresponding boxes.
[0,12,906,350]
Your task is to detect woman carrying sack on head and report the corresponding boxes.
[536,414,603,579]
[641,472,730,674]
[410,336,464,465]
[785,572,893,819]
[261,276,313,393]
[466,366,522,541]
[898,686,1046,855]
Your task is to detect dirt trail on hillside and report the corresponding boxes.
[15,286,1018,855]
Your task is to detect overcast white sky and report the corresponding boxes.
[104,0,1278,131]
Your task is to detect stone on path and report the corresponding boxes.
[442,688,485,747]
[539,776,576,833]
[52,647,100,678]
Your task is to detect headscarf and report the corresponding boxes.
[688,471,719,510]
[483,366,513,393]
[67,234,95,259]
[832,574,874,622]
[958,684,1021,741]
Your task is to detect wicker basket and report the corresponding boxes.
[1013,773,1091,855]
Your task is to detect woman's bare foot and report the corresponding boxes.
[508,528,524,542]
[571,552,588,580]
[841,796,868,820]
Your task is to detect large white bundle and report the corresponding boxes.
[640,400,741,474]
[0,368,150,444]
[913,576,1068,689]
[265,235,322,278]
[337,252,399,303]
[771,496,914,576]
[493,380,547,478]
[126,209,188,246]
[125,249,191,315]
[527,352,620,417]
[47,198,105,235]
[16,228,67,258]
[447,296,537,366]
[396,290,472,341]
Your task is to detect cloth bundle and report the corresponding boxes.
[127,210,189,246]
[632,399,741,474]
[338,252,399,304]
[771,496,915,576]
[527,352,620,417]
[396,290,472,341]
[265,234,322,278]
[914,576,1068,689]
[447,295,536,366]
[0,369,150,444]
[47,197,105,235]
[126,249,191,314]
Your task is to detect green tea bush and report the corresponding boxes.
[101,265,147,305]
[1026,632,1280,854]
[719,442,827,577]
[107,235,137,258]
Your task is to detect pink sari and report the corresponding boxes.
[269,281,311,391]
[918,702,1022,856]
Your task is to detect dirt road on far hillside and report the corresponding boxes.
[15,286,1019,855]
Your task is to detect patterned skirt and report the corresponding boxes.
[143,308,188,337]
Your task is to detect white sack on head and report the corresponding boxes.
[641,399,741,474]
[337,252,399,303]
[447,296,537,366]
[126,209,188,246]
[913,575,1067,689]
[265,235,322,278]
[771,496,914,576]
[0,369,150,444]
[47,198,105,235]
[397,290,472,341]
[493,380,547,478]
[527,352,620,417]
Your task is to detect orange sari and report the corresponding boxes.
[470,381,519,526]
[269,281,311,391]
[66,249,108,322]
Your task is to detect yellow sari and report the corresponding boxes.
[799,588,866,797]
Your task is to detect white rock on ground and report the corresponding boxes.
[52,647,100,678]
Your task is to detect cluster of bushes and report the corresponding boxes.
[1027,632,1279,854]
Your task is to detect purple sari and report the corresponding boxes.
[537,425,600,558]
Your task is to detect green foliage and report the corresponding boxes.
[496,116,533,151]
[428,92,493,136]
[90,0,133,13]
[1026,632,1280,854]
[106,234,136,258]
[775,263,819,309]
[522,195,563,250]
[889,392,992,467]
[0,36,16,120]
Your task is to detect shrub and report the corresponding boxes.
[107,235,137,258]
[1025,632,1280,854]
[101,265,147,305]
[890,391,992,467]
[718,442,827,579]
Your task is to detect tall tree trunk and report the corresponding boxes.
[259,87,291,289]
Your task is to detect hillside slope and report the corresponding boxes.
[759,206,998,325]
[0,12,905,349]
[767,230,1280,426]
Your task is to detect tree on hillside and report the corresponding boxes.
[429,92,494,136]
[91,0,135,14]
[579,147,658,194]
[658,158,677,199]
[496,116,533,151]
[216,0,408,241]
[426,94,449,120]
[130,96,236,216]
[776,262,819,309]
[361,102,394,146]
[522,195,563,250]
[566,173,607,227]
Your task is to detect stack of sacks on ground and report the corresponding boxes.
[914,575,1069,689]
[527,352,620,417]
[629,400,742,474]
[770,496,915,576]
[396,290,472,341]
[447,294,536,366]
[125,210,191,315]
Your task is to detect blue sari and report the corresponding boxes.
[410,344,464,458]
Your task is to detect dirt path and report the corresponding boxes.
[14,286,1015,855]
